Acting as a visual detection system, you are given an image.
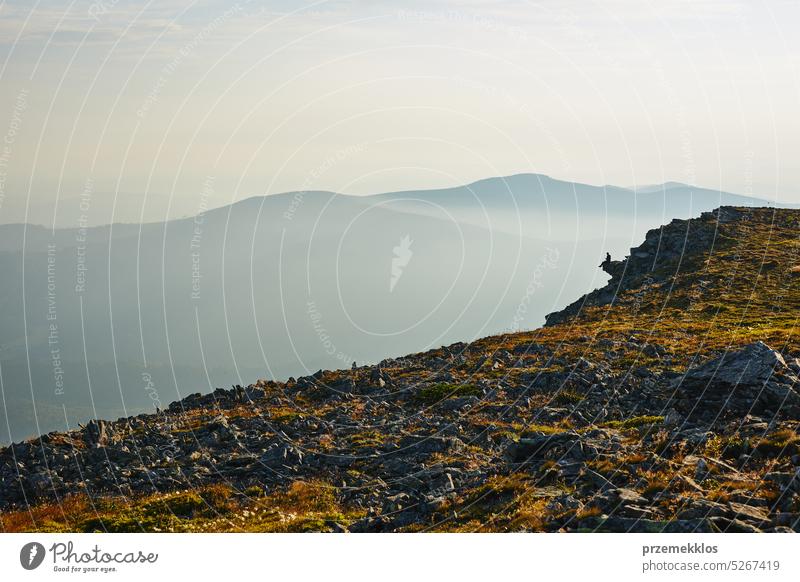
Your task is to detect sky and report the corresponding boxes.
[0,0,799,225]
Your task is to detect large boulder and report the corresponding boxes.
[506,431,584,462]
[675,342,800,419]
[683,341,794,387]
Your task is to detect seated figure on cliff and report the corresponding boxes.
[599,252,611,269]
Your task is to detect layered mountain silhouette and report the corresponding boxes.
[0,175,793,443]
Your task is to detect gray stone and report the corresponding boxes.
[680,341,796,389]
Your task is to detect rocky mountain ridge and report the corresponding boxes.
[2,206,799,533]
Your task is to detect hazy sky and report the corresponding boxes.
[1,0,799,224]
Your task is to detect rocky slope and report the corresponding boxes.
[2,206,800,533]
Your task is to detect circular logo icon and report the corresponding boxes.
[20,542,46,570]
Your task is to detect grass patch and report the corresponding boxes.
[552,390,585,405]
[348,430,385,449]
[79,484,237,532]
[602,415,664,430]
[519,423,572,437]
[754,429,800,457]
[249,480,364,533]
[2,480,366,533]
[269,408,302,423]
[415,383,482,405]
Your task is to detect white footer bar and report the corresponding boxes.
[1,533,796,581]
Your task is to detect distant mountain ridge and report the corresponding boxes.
[0,173,790,230]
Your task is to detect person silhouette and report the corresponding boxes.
[600,252,611,268]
